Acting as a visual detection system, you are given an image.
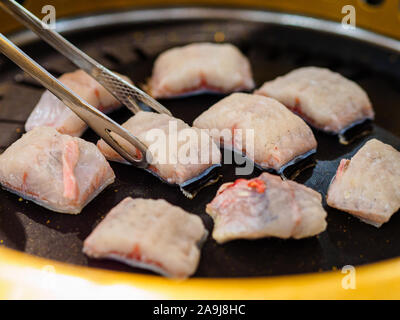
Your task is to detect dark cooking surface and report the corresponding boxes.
[0,19,400,277]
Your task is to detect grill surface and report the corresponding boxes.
[0,16,400,277]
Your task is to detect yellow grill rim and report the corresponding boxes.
[1,0,399,40]
[1,246,400,299]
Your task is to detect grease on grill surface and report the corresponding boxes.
[0,20,400,278]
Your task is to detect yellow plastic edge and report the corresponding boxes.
[1,246,400,299]
[1,0,399,40]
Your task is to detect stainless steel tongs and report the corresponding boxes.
[0,0,175,168]
[0,0,171,117]
[0,33,151,167]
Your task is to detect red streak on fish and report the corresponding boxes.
[214,178,266,210]
[127,244,164,269]
[293,97,302,114]
[219,178,266,196]
[229,179,247,189]
[62,140,80,201]
[216,179,246,196]
[148,165,159,174]
[336,159,350,179]
[22,172,28,191]
[128,244,141,260]
[248,178,266,193]
[94,88,100,99]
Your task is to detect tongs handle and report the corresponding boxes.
[0,0,171,116]
[0,33,150,168]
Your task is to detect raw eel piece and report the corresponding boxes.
[83,197,207,278]
[255,67,374,133]
[148,42,255,98]
[206,172,327,243]
[97,111,221,185]
[0,127,115,214]
[25,69,132,137]
[193,93,317,172]
[327,139,400,227]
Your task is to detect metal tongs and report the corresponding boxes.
[0,0,172,168]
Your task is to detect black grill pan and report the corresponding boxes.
[0,12,400,277]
